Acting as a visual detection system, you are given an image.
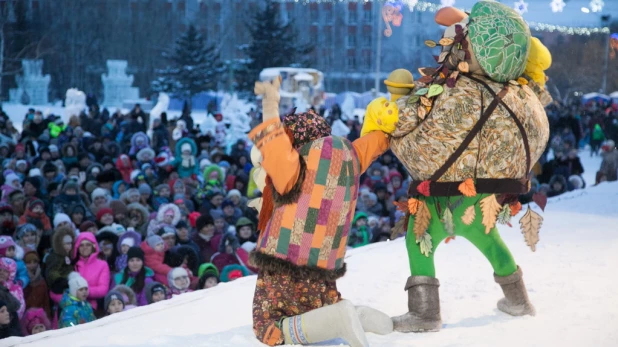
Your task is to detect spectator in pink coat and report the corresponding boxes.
[72,232,110,310]
[140,235,172,284]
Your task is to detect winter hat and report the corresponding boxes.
[235,217,254,229]
[127,246,145,262]
[68,272,89,298]
[147,234,164,249]
[198,263,220,279]
[24,177,42,191]
[282,109,332,150]
[181,143,192,153]
[28,168,42,177]
[226,189,242,199]
[49,144,59,153]
[91,188,109,201]
[5,173,20,185]
[16,223,37,240]
[79,221,97,232]
[110,200,128,216]
[53,213,72,228]
[155,152,170,167]
[175,220,189,230]
[196,214,214,232]
[210,209,224,221]
[188,212,200,228]
[62,180,79,193]
[138,183,152,196]
[145,282,167,304]
[21,308,51,335]
[0,236,16,256]
[15,160,28,169]
[98,223,126,236]
[221,199,235,210]
[97,208,113,221]
[104,290,125,311]
[23,249,40,265]
[121,237,135,248]
[168,267,189,290]
[141,163,152,172]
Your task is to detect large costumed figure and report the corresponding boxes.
[364,1,552,332]
[249,77,393,347]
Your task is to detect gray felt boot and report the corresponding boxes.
[356,306,393,335]
[392,276,442,333]
[494,266,536,316]
[282,300,369,347]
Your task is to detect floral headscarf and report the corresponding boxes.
[282,109,332,150]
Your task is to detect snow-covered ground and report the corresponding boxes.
[2,161,617,347]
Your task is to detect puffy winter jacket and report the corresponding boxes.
[72,233,110,310]
[140,241,172,284]
[58,290,96,329]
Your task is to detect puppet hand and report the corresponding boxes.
[254,76,282,121]
[361,97,399,137]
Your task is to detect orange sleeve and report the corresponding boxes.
[352,131,390,174]
[249,118,300,195]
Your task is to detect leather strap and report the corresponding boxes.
[465,75,532,174]
[429,82,510,182]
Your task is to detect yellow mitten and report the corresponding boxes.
[361,97,399,137]
[524,37,552,87]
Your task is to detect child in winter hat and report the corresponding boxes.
[0,236,29,288]
[97,208,114,227]
[20,308,51,335]
[167,267,192,296]
[59,272,95,328]
[0,257,25,319]
[53,213,73,229]
[104,290,125,315]
[145,282,167,304]
[146,235,165,252]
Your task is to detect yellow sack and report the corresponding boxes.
[361,97,399,137]
[524,37,552,87]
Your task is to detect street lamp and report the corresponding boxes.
[601,14,611,93]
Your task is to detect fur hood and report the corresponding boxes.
[51,227,75,256]
[175,138,197,157]
[130,132,150,150]
[111,284,137,306]
[218,232,241,254]
[156,204,181,226]
[116,230,142,253]
[127,203,149,224]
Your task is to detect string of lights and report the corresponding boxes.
[275,0,611,36]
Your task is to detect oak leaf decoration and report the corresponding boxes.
[417,105,428,120]
[458,178,477,197]
[418,75,434,84]
[480,195,502,234]
[416,232,433,257]
[413,200,431,237]
[408,198,420,215]
[519,206,543,252]
[393,200,408,213]
[442,208,455,235]
[496,204,512,225]
[417,180,431,197]
[461,205,476,225]
[458,61,469,73]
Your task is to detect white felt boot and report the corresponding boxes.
[356,306,393,335]
[282,299,369,347]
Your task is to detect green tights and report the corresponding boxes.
[406,195,518,278]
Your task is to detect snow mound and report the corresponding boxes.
[5,183,618,347]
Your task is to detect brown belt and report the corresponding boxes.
[408,178,530,197]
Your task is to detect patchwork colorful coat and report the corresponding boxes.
[249,118,388,280]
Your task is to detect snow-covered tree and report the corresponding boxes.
[152,24,222,99]
[238,0,314,92]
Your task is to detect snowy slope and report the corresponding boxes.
[3,179,617,347]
